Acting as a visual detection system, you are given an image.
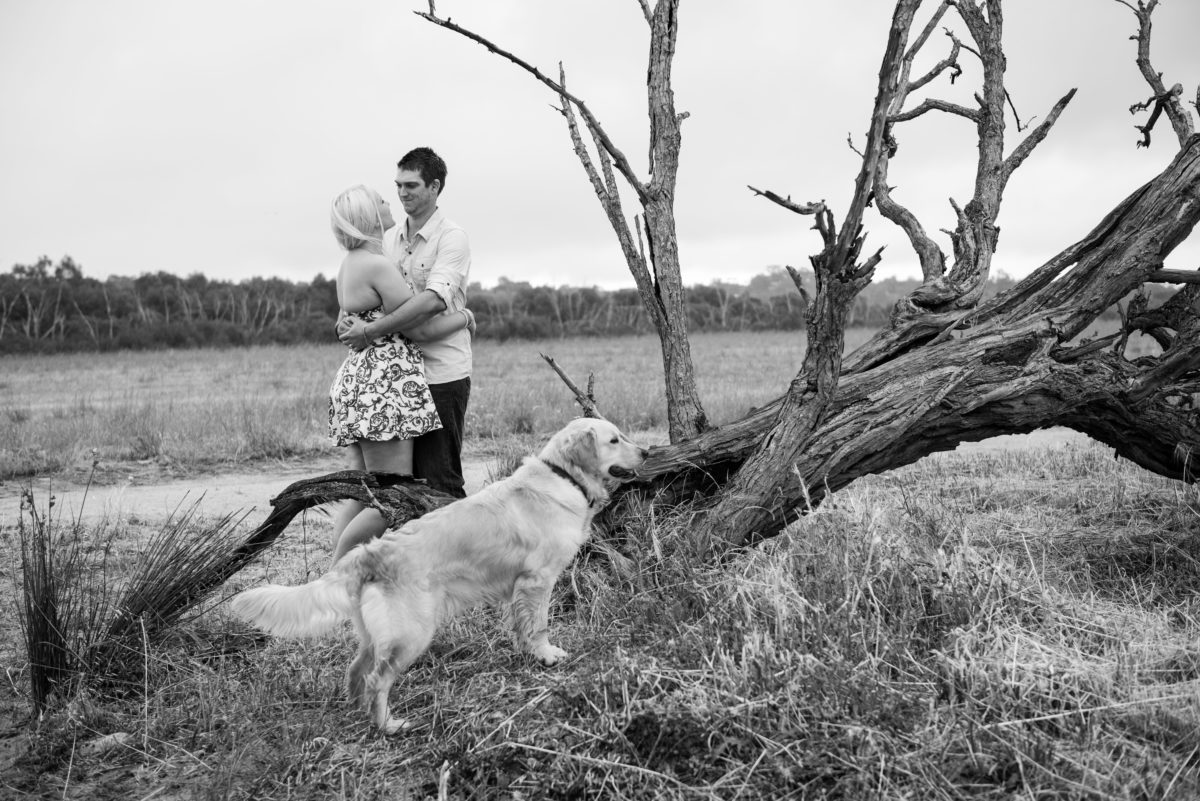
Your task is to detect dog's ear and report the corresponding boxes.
[562,425,599,470]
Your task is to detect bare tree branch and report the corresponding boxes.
[889,97,979,123]
[557,76,663,330]
[945,29,982,62]
[1132,84,1187,148]
[1118,0,1194,148]
[557,68,612,208]
[420,1,708,440]
[540,354,604,418]
[746,185,825,217]
[846,133,865,158]
[785,264,811,312]
[636,0,652,26]
[908,35,962,94]
[1149,269,1200,285]
[1001,88,1077,185]
[700,0,921,545]
[415,8,649,204]
[904,1,952,61]
[835,0,924,269]
[867,2,967,284]
[873,175,947,281]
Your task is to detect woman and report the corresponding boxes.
[327,184,471,561]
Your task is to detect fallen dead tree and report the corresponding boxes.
[233,0,1200,551]
[409,0,1199,548]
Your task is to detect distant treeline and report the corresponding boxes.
[0,255,1130,354]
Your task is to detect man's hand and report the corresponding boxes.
[338,317,371,352]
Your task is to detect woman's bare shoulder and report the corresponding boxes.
[343,250,394,271]
[338,251,398,313]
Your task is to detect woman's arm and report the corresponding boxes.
[370,257,416,314]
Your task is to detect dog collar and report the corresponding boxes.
[541,459,597,508]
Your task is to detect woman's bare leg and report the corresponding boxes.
[331,438,414,563]
[331,444,367,552]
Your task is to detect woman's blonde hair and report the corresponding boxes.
[330,185,385,251]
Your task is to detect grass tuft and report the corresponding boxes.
[13,484,255,717]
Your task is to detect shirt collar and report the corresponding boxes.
[400,207,444,245]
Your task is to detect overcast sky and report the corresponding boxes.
[2,1,1198,290]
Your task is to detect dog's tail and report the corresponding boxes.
[229,548,370,638]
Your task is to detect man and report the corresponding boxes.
[338,147,472,498]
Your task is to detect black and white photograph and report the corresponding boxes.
[3,1,1199,797]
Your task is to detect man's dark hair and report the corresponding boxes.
[398,147,448,194]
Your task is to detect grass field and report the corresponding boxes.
[0,331,827,479]
[2,331,1198,800]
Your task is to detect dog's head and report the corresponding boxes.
[542,417,649,482]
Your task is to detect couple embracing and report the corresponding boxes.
[327,147,473,561]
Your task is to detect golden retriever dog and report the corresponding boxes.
[230,417,647,734]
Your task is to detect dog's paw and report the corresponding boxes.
[382,716,412,736]
[534,644,569,666]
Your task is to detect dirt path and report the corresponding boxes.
[0,455,497,527]
[0,428,1092,527]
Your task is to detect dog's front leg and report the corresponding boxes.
[509,573,566,665]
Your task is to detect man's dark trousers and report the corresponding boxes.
[414,376,471,498]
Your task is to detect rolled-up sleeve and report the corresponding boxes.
[425,228,470,313]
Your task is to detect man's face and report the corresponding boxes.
[395,167,438,220]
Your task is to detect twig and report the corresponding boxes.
[540,353,604,418]
[785,265,810,311]
[499,741,696,794]
[1132,84,1185,148]
[982,693,1197,730]
[746,185,825,217]
[1004,89,1035,132]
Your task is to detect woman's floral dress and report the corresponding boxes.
[328,308,441,447]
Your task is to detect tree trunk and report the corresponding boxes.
[644,197,707,439]
[417,0,708,442]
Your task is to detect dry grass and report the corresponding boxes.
[4,445,1197,799]
[2,335,1198,799]
[0,331,822,479]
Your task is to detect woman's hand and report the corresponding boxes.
[338,317,371,352]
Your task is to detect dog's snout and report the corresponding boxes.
[639,448,650,460]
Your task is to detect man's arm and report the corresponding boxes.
[337,289,446,350]
[422,228,470,318]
